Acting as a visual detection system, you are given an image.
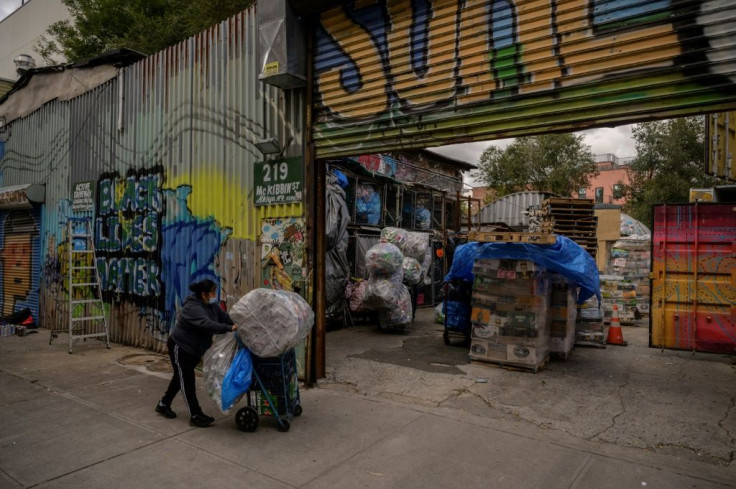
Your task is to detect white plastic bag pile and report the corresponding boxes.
[230,288,314,358]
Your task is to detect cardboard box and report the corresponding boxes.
[506,343,549,366]
[471,323,499,340]
[469,338,507,361]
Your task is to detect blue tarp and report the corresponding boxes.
[444,235,601,303]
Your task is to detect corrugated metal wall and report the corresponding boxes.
[477,191,555,229]
[707,112,735,180]
[313,0,736,157]
[0,6,306,351]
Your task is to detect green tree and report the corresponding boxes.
[472,134,598,198]
[622,117,717,228]
[36,0,255,63]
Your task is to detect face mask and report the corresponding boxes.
[208,297,218,304]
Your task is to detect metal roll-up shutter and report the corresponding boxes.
[0,209,41,322]
[312,0,736,158]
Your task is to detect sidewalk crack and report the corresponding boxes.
[717,396,736,463]
[587,379,629,441]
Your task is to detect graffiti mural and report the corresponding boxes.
[261,218,306,293]
[161,184,232,315]
[313,0,736,156]
[95,167,165,306]
[0,210,40,319]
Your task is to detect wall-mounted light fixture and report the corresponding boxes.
[255,137,282,155]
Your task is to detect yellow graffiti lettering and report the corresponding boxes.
[317,6,389,119]
[457,0,497,104]
[386,0,457,107]
[556,0,681,88]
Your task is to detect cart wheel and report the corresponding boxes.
[235,407,259,432]
[294,404,303,417]
[277,419,291,432]
[443,333,450,346]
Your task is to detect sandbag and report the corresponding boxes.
[230,289,314,358]
[365,242,404,275]
[402,257,422,285]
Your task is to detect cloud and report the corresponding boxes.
[431,125,637,187]
[0,0,22,22]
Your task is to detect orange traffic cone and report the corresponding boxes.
[606,304,628,346]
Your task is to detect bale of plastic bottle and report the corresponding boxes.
[365,242,404,275]
[385,285,412,328]
[402,257,422,285]
[229,288,314,358]
[403,231,429,262]
[380,227,408,249]
[363,272,403,310]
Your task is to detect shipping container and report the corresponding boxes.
[651,204,736,354]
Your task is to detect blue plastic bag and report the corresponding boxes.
[221,345,253,411]
[444,235,600,303]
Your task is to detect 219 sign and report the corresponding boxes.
[254,157,303,206]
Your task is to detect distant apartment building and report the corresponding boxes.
[0,0,71,81]
[576,153,633,205]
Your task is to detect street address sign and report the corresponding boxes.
[254,157,303,206]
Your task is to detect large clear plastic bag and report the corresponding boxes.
[387,285,412,327]
[365,242,404,275]
[203,333,250,414]
[403,231,429,261]
[230,288,314,358]
[363,271,403,309]
[402,257,422,285]
[380,227,408,248]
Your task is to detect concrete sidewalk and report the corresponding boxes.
[0,325,734,488]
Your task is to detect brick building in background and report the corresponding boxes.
[575,154,633,205]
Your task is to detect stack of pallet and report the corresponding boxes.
[529,198,598,259]
[468,259,552,372]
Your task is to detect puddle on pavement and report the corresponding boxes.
[118,353,172,373]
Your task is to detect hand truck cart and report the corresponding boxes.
[234,348,302,433]
[442,280,473,346]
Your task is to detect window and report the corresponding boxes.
[613,183,623,199]
[578,187,587,199]
[594,187,604,203]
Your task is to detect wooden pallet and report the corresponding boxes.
[469,231,557,245]
[469,355,549,373]
[543,197,594,206]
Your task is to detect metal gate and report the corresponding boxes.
[0,207,41,322]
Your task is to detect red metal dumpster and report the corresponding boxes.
[651,204,736,354]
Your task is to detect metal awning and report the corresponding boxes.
[0,184,45,210]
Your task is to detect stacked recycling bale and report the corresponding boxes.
[604,238,651,321]
[549,274,577,360]
[362,227,428,330]
[469,259,552,372]
[575,295,606,347]
[599,274,638,325]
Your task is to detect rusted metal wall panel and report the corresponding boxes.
[651,203,736,354]
[707,112,735,181]
[0,6,306,350]
[313,0,736,157]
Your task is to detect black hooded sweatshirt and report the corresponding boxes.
[170,295,234,357]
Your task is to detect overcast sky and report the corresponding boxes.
[431,124,636,187]
[0,0,22,22]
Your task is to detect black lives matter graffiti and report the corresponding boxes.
[95,167,165,306]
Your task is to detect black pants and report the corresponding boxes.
[161,337,202,417]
